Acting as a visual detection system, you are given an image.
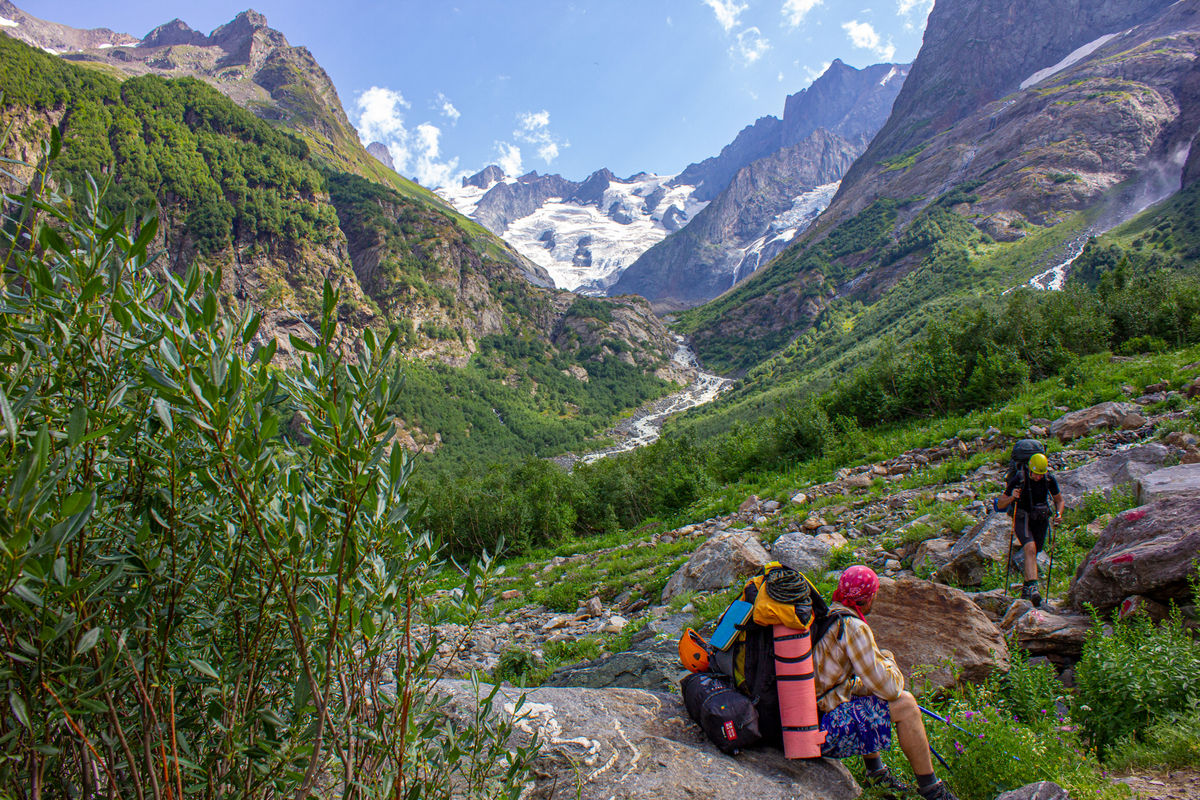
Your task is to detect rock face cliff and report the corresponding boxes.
[612,130,860,309]
[685,0,1200,372]
[612,61,907,310]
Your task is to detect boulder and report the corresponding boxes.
[1186,376,1200,399]
[869,577,1009,690]
[1012,608,1093,663]
[995,781,1070,800]
[1054,443,1170,507]
[770,532,834,576]
[1069,496,1200,613]
[661,530,770,602]
[1137,463,1200,503]
[965,588,1014,621]
[438,681,859,800]
[912,537,955,575]
[544,634,681,692]
[936,513,1012,587]
[1049,402,1138,442]
[1118,595,1171,623]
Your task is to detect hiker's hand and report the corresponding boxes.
[1011,488,1020,500]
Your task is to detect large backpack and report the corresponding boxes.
[1006,439,1046,485]
[706,565,855,748]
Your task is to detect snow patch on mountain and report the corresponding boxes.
[0,15,19,27]
[730,181,840,286]
[438,171,706,292]
[1020,32,1122,90]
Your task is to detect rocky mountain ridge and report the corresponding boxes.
[612,60,908,310]
[684,0,1200,373]
[438,60,907,305]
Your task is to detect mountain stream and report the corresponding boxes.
[575,336,732,465]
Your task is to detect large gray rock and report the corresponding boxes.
[769,532,833,576]
[912,537,955,575]
[869,577,1009,690]
[936,513,1012,587]
[439,681,860,800]
[996,781,1070,800]
[1049,402,1139,442]
[545,631,684,692]
[1069,496,1200,613]
[1012,608,1094,664]
[1137,463,1200,504]
[1055,444,1170,507]
[662,530,770,602]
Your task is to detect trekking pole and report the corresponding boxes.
[919,706,1022,763]
[1004,499,1015,599]
[1044,521,1055,605]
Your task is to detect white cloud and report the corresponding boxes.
[701,0,747,32]
[897,0,934,29]
[513,110,567,166]
[782,0,822,27]
[842,19,895,60]
[495,142,523,176]
[352,86,467,189]
[804,60,832,82]
[436,92,461,124]
[733,27,770,65]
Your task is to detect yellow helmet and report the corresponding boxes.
[1029,452,1049,475]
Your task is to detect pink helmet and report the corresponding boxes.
[833,565,879,619]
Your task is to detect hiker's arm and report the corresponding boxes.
[843,621,904,701]
[997,486,1018,510]
[1052,492,1065,519]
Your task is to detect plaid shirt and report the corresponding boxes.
[812,602,905,713]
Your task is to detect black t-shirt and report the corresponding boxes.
[1004,472,1059,512]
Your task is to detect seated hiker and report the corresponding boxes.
[995,452,1064,607]
[813,566,958,800]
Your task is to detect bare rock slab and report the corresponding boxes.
[769,532,834,576]
[1137,462,1200,504]
[1055,443,1169,507]
[440,681,860,800]
[870,577,1009,690]
[1068,496,1200,613]
[1013,608,1093,663]
[937,512,1012,587]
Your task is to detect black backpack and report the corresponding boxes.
[709,570,855,748]
[681,671,762,754]
[1006,439,1046,485]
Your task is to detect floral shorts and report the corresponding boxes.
[819,695,893,758]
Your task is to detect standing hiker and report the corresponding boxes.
[813,566,959,800]
[996,452,1064,607]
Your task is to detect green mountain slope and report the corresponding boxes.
[0,33,680,469]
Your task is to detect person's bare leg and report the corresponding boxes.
[889,691,934,775]
[1022,541,1038,582]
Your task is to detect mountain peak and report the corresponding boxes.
[464,164,505,189]
[141,18,207,48]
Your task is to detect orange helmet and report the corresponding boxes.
[679,629,710,673]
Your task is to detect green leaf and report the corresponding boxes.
[288,334,315,354]
[75,627,101,655]
[8,694,30,730]
[243,311,262,345]
[0,385,17,442]
[189,659,219,680]
[130,216,158,259]
[153,398,173,433]
[66,404,87,447]
[60,490,91,517]
[53,557,67,586]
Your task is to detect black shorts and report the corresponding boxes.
[1013,510,1048,552]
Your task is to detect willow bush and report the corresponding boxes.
[0,137,535,798]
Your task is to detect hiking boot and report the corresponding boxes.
[917,780,960,800]
[1021,582,1042,608]
[865,766,909,794]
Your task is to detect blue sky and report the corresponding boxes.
[24,0,933,187]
